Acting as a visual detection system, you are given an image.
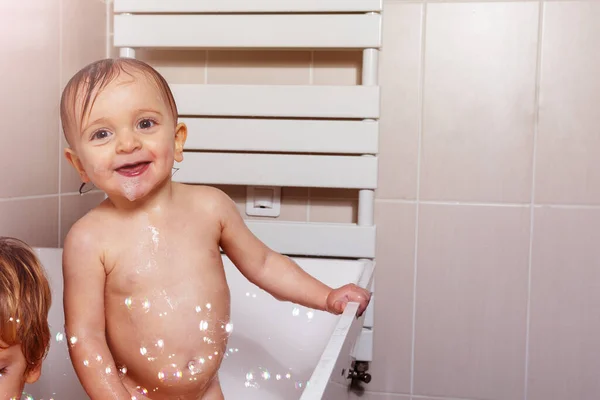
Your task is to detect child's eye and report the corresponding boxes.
[138,119,156,130]
[91,130,112,141]
[0,367,7,376]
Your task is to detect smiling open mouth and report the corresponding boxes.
[116,162,150,177]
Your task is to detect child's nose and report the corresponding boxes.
[116,130,142,153]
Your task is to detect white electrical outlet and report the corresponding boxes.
[246,186,281,217]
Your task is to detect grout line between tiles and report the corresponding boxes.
[105,0,111,58]
[375,199,600,209]
[61,190,105,197]
[410,3,427,395]
[57,0,64,248]
[386,0,587,3]
[0,194,60,203]
[524,3,545,399]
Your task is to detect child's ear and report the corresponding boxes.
[24,362,42,384]
[64,148,90,183]
[174,122,188,163]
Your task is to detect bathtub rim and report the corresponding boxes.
[299,259,375,400]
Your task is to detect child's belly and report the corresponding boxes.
[104,267,231,399]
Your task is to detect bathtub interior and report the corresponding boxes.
[26,248,372,400]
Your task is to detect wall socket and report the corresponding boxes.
[246,186,281,217]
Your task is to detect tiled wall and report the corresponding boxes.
[2,1,598,400]
[364,2,600,400]
[0,0,106,247]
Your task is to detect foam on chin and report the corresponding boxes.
[121,178,142,201]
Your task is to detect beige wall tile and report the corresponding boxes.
[207,50,311,85]
[420,2,538,203]
[0,0,60,198]
[367,201,416,394]
[309,198,357,224]
[312,51,361,85]
[310,188,358,199]
[527,207,600,400]
[535,2,600,205]
[0,197,58,248]
[349,393,410,400]
[60,0,106,87]
[137,50,207,84]
[60,192,105,245]
[413,204,529,399]
[376,3,423,201]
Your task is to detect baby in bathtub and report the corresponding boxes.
[59,58,371,400]
[0,237,52,400]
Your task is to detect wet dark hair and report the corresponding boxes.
[60,58,178,145]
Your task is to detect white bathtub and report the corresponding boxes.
[27,248,373,400]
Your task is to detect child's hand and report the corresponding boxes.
[325,284,371,317]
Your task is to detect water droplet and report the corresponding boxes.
[83,359,89,366]
[142,299,151,312]
[276,374,281,380]
[95,355,103,363]
[261,370,271,380]
[206,303,212,310]
[69,336,78,345]
[140,347,148,356]
[125,297,132,308]
[199,320,208,331]
[307,311,314,320]
[292,307,300,317]
[157,339,164,348]
[105,366,112,374]
[55,332,64,342]
[195,305,202,313]
[225,322,233,333]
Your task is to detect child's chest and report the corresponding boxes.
[104,216,225,295]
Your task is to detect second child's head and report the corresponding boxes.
[60,58,188,203]
[0,237,51,399]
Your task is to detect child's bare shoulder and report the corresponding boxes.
[63,198,114,255]
[177,183,237,215]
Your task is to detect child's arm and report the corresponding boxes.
[212,189,370,316]
[63,223,132,400]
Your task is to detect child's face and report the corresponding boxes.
[65,71,187,202]
[0,341,41,399]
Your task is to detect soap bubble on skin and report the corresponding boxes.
[142,298,151,312]
[157,363,183,384]
[199,320,209,331]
